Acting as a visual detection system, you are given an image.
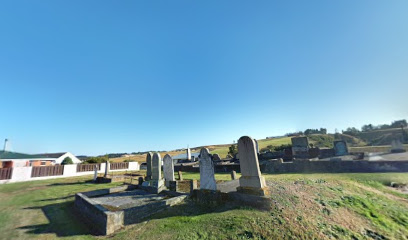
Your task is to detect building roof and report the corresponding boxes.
[32,152,66,158]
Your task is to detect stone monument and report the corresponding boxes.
[151,153,164,192]
[199,148,217,191]
[163,154,175,187]
[254,139,259,154]
[104,161,110,178]
[146,152,153,180]
[93,165,98,182]
[391,138,406,153]
[237,136,267,196]
[333,140,348,156]
[186,147,191,161]
[291,137,310,159]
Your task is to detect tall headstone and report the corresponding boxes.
[291,137,310,159]
[151,153,164,191]
[237,136,267,196]
[199,148,217,191]
[333,141,348,156]
[104,161,110,178]
[146,152,153,180]
[163,154,175,187]
[186,148,191,161]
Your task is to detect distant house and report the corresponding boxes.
[0,151,82,168]
[172,152,200,163]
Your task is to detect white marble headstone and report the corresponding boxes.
[199,148,217,191]
[238,136,266,189]
[163,154,175,187]
[93,165,98,181]
[104,161,110,177]
[152,153,162,180]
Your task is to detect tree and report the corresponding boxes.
[228,145,238,157]
[61,157,73,165]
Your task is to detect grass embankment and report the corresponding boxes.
[0,172,407,239]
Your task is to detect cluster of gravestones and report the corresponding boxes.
[144,136,267,196]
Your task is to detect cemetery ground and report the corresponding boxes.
[0,172,407,240]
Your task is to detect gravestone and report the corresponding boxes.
[199,148,217,191]
[213,154,221,161]
[231,170,237,180]
[104,161,110,178]
[291,137,310,159]
[178,171,183,181]
[237,136,267,196]
[333,141,348,156]
[146,152,153,180]
[186,148,191,160]
[151,153,164,192]
[391,139,406,153]
[163,154,175,187]
[93,165,98,181]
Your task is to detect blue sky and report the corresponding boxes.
[1,1,407,155]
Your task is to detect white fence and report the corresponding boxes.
[0,162,139,184]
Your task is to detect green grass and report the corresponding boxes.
[0,172,407,239]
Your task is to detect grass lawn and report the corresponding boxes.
[0,172,407,239]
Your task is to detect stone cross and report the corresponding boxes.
[146,152,153,180]
[199,148,217,191]
[237,136,267,196]
[104,161,110,178]
[163,154,175,187]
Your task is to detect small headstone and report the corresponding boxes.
[277,158,284,164]
[231,170,237,180]
[190,179,198,194]
[146,152,153,180]
[93,165,98,181]
[163,154,175,187]
[237,136,267,196]
[178,171,183,181]
[391,139,406,153]
[291,137,310,159]
[104,161,110,178]
[199,148,217,191]
[169,181,178,192]
[333,141,348,156]
[213,154,221,161]
[138,177,144,185]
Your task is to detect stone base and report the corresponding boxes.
[239,176,266,189]
[236,186,269,196]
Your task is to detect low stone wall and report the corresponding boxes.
[260,160,408,174]
[175,163,240,173]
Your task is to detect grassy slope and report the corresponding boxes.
[0,172,407,240]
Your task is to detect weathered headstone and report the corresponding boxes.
[291,137,310,159]
[333,141,348,156]
[186,148,191,160]
[151,153,164,192]
[199,148,217,191]
[146,152,153,180]
[93,165,98,181]
[237,136,267,196]
[163,154,175,187]
[104,161,110,178]
[138,177,144,185]
[391,139,406,153]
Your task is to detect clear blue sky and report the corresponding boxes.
[1,1,407,156]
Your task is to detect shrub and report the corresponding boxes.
[61,157,73,165]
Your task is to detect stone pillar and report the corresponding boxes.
[146,152,153,180]
[151,153,164,192]
[187,148,191,161]
[199,148,217,191]
[231,170,237,180]
[163,154,175,187]
[104,161,110,178]
[237,136,267,196]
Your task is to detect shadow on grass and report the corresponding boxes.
[36,195,75,202]
[19,202,91,237]
[46,180,93,187]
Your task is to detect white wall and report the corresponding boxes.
[0,162,140,184]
